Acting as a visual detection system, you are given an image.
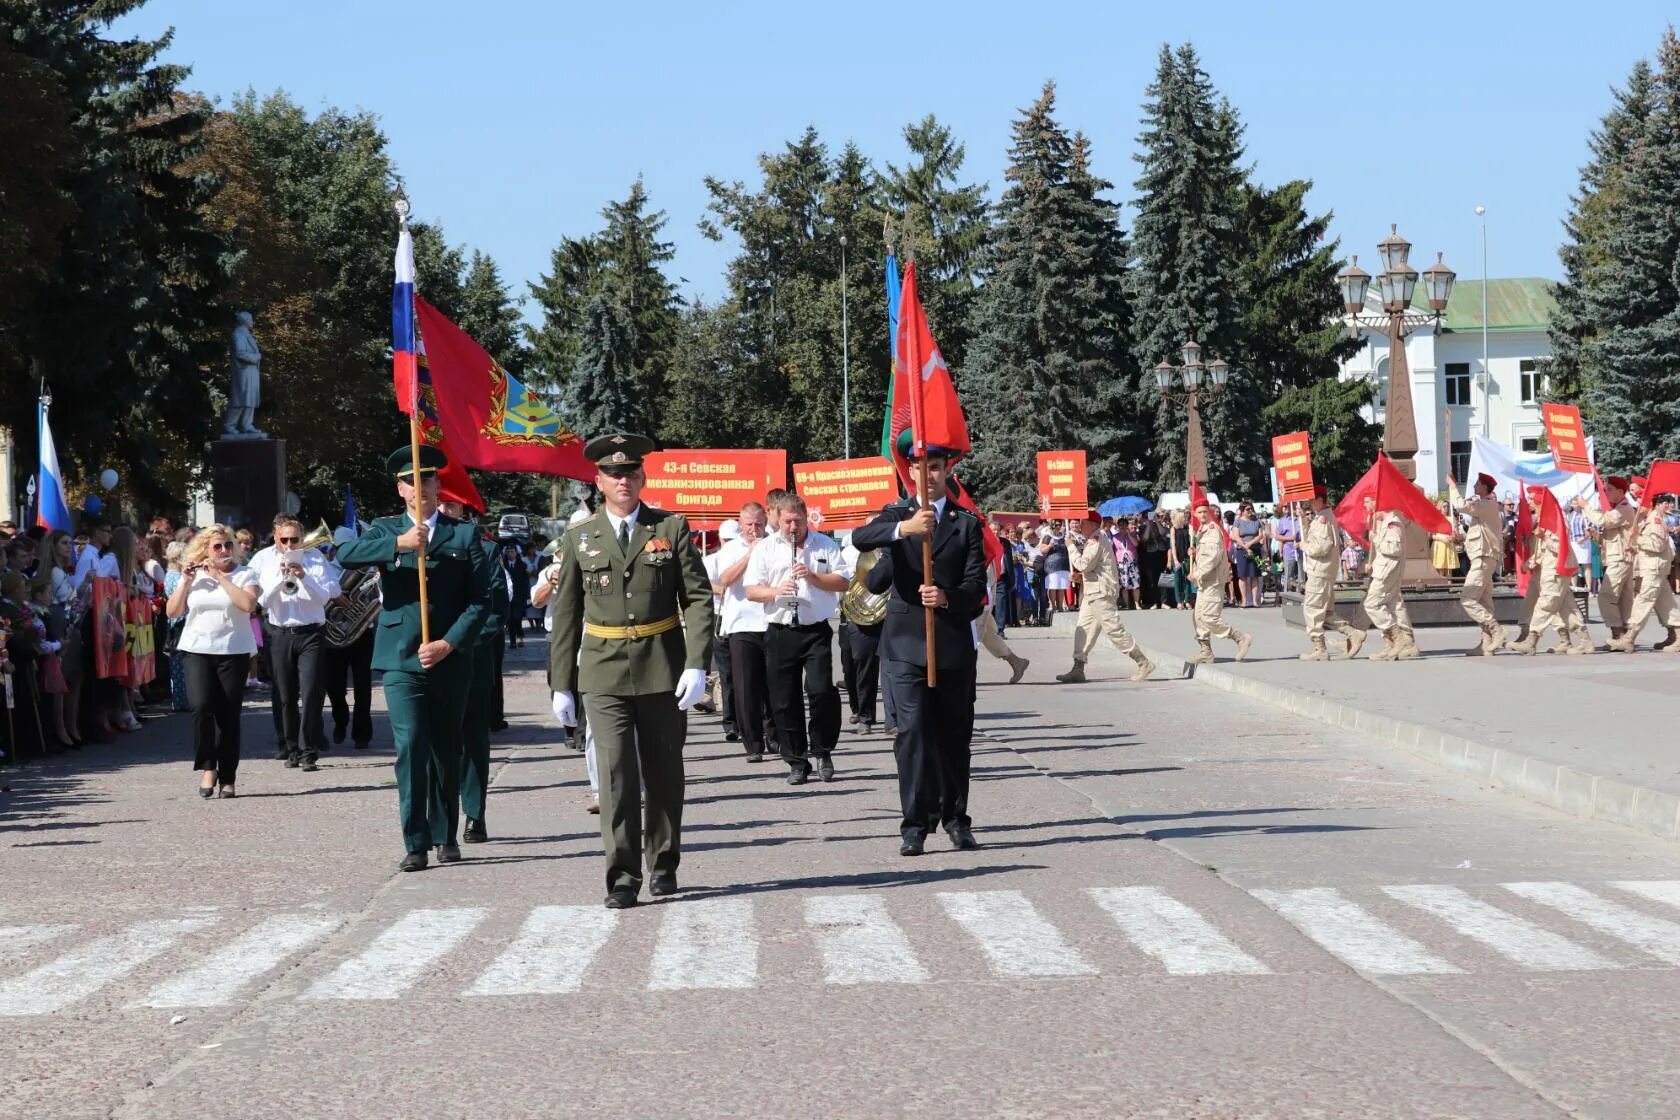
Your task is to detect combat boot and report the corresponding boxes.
[1656,627,1679,651]
[1188,639,1215,665]
[1546,638,1570,655]
[1509,633,1540,656]
[1232,631,1253,661]
[1568,633,1595,655]
[1007,654,1031,684]
[1343,627,1367,659]
[1129,650,1156,681]
[1484,624,1508,655]
[1369,628,1400,661]
[1606,633,1637,653]
[1054,662,1087,684]
[1394,628,1420,660]
[1300,638,1329,662]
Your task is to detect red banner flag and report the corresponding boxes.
[1527,484,1576,576]
[90,577,129,680]
[1639,460,1680,509]
[889,262,971,490]
[1540,403,1593,473]
[1035,451,1089,514]
[1270,431,1316,502]
[1334,452,1453,542]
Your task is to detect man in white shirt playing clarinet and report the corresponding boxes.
[745,494,851,784]
[251,513,340,772]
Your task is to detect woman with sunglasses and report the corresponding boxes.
[168,525,261,799]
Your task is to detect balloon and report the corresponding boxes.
[83,495,103,514]
[99,469,119,491]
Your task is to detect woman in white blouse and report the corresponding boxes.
[168,525,260,799]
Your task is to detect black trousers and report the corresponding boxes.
[268,624,327,756]
[712,620,735,733]
[185,651,250,783]
[838,618,859,715]
[728,631,771,757]
[491,634,505,725]
[326,630,374,745]
[1139,550,1168,608]
[845,621,882,725]
[764,620,841,771]
[882,657,976,839]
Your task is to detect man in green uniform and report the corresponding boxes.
[438,494,508,845]
[549,433,714,909]
[337,447,493,872]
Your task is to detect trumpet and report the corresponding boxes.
[281,519,333,594]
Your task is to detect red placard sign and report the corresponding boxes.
[792,456,900,531]
[642,449,788,530]
[1541,403,1592,473]
[1035,451,1088,514]
[1270,430,1316,502]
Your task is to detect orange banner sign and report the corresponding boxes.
[793,456,900,531]
[642,449,788,530]
[1270,430,1317,502]
[1541,403,1593,473]
[1035,451,1088,514]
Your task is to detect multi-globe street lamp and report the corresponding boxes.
[1152,338,1231,488]
[1336,225,1457,482]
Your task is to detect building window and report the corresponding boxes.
[1520,437,1541,453]
[1450,440,1472,483]
[1519,359,1545,404]
[1444,362,1471,406]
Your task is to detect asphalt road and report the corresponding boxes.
[3,625,1678,1119]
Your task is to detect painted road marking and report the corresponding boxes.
[303,908,487,1001]
[0,925,74,955]
[1612,881,1680,912]
[803,894,929,985]
[0,917,218,1016]
[136,913,343,1009]
[467,906,618,996]
[938,890,1097,978]
[1383,885,1619,971]
[1252,887,1462,975]
[648,898,757,990]
[1504,882,1680,966]
[1090,886,1269,975]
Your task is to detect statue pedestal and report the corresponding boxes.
[212,438,286,531]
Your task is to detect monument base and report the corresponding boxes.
[1279,583,1546,630]
[212,438,286,532]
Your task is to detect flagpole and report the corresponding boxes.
[904,249,938,688]
[396,198,431,648]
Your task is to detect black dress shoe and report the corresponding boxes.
[745,750,764,764]
[399,851,428,872]
[649,873,678,897]
[786,768,809,786]
[300,753,319,772]
[274,746,291,761]
[945,825,980,850]
[462,817,488,843]
[435,843,462,863]
[604,887,638,909]
[491,720,510,732]
[284,753,300,769]
[724,729,740,742]
[899,835,925,857]
[816,755,835,782]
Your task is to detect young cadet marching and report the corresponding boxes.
[1607,493,1680,653]
[1299,484,1366,661]
[437,494,508,845]
[1360,499,1420,661]
[1188,501,1252,664]
[1511,486,1593,656]
[1453,472,1510,656]
[336,446,493,872]
[1056,508,1154,682]
[1577,475,1637,647]
[548,433,713,909]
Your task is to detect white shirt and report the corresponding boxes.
[702,550,726,614]
[71,545,118,589]
[251,544,341,627]
[744,529,850,626]
[177,567,262,655]
[714,536,767,636]
[604,505,641,546]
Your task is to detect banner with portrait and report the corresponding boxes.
[90,577,130,680]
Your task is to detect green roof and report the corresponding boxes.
[1433,278,1557,333]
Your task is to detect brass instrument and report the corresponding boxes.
[324,565,381,648]
[281,520,334,594]
[840,548,888,627]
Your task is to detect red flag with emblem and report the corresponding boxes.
[889,262,971,490]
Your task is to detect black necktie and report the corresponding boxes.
[618,519,630,554]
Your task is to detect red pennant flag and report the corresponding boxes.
[1639,460,1680,509]
[1334,452,1452,541]
[889,262,971,490]
[1513,481,1534,595]
[1527,485,1576,576]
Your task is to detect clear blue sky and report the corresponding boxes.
[118,0,1672,320]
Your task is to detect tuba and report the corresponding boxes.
[324,565,381,648]
[840,548,888,627]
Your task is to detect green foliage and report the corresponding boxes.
[459,252,528,373]
[1260,377,1380,493]
[568,296,645,437]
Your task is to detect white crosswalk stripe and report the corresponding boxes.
[938,890,1097,978]
[1383,885,1619,971]
[136,913,343,1008]
[804,894,929,985]
[1612,881,1680,912]
[0,916,218,1016]
[648,898,757,990]
[1503,882,1680,966]
[1090,886,1269,975]
[467,906,617,996]
[1251,887,1462,975]
[0,924,75,955]
[303,908,487,1001]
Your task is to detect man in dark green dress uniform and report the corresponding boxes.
[437,494,508,845]
[337,446,493,872]
[549,433,714,909]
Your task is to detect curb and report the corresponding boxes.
[1129,639,1680,843]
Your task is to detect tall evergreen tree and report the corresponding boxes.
[962,84,1137,508]
[527,235,603,393]
[1126,44,1249,492]
[458,251,527,373]
[567,295,644,437]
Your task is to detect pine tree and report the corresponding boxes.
[1126,44,1248,492]
[962,84,1137,508]
[527,235,603,393]
[568,295,644,437]
[459,251,527,373]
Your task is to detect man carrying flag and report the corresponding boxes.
[1576,476,1637,645]
[1607,473,1680,652]
[1299,484,1365,661]
[1511,485,1593,656]
[1334,453,1452,661]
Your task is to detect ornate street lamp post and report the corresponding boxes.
[1336,225,1456,482]
[1152,338,1231,488]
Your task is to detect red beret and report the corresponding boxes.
[1084,509,1103,523]
[1606,475,1630,491]
[1476,473,1497,491]
[1312,483,1328,498]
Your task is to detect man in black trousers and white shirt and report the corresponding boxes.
[252,514,340,772]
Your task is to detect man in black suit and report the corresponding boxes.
[851,437,987,856]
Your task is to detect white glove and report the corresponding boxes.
[674,668,708,711]
[552,690,577,727]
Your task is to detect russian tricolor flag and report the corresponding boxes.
[36,400,72,532]
[392,227,419,414]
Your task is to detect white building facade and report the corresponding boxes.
[1338,279,1557,495]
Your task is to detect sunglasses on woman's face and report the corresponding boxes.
[210,542,232,552]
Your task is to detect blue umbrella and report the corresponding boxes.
[1098,496,1154,517]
